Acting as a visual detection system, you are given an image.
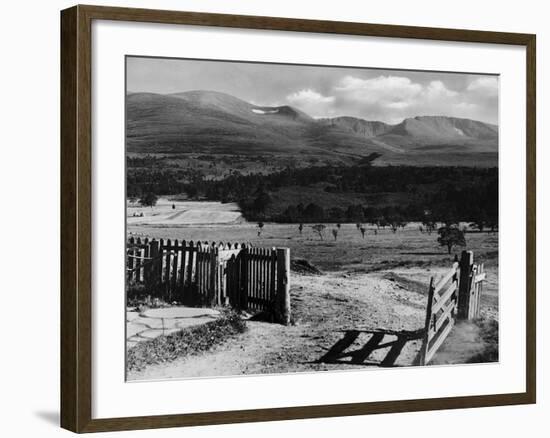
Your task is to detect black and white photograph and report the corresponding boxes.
[125,56,499,381]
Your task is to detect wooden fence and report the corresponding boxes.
[126,238,291,324]
[419,250,486,365]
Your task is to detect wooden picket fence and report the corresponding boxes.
[419,250,486,365]
[465,263,486,320]
[126,237,291,324]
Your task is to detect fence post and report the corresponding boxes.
[275,248,291,325]
[147,239,160,296]
[419,277,435,366]
[239,246,249,310]
[210,247,218,306]
[457,250,474,320]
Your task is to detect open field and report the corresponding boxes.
[128,198,243,225]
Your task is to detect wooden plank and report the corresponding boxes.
[178,240,186,297]
[470,283,478,319]
[270,249,276,304]
[434,262,458,294]
[226,255,234,307]
[260,248,266,310]
[474,272,486,282]
[261,249,267,310]
[252,249,258,311]
[431,281,458,314]
[143,238,150,285]
[164,239,172,301]
[265,249,270,310]
[127,237,134,282]
[136,238,142,282]
[458,250,474,320]
[276,248,291,324]
[240,247,248,310]
[186,241,195,301]
[198,247,204,304]
[419,277,435,366]
[256,249,261,311]
[210,248,217,306]
[425,317,455,364]
[171,240,179,301]
[148,240,159,295]
[432,301,455,334]
[158,238,164,284]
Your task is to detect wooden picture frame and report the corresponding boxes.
[61,4,536,433]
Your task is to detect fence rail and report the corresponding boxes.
[126,237,291,324]
[419,250,486,365]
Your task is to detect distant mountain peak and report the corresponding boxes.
[126,90,498,166]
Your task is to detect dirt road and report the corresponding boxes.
[128,271,430,381]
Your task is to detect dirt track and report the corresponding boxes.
[128,270,432,381]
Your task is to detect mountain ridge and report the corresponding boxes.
[126,90,498,165]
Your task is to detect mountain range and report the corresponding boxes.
[126,90,498,166]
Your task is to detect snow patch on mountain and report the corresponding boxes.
[252,108,279,115]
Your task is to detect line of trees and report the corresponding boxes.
[127,163,498,228]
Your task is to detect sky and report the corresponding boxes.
[127,56,499,125]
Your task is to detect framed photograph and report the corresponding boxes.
[60,4,536,433]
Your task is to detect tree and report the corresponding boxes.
[253,191,271,212]
[422,220,437,235]
[304,203,324,221]
[332,228,338,241]
[469,212,488,232]
[185,185,198,199]
[437,225,466,254]
[139,192,158,207]
[311,224,326,240]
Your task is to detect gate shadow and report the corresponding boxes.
[316,329,424,367]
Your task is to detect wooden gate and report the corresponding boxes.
[127,237,291,323]
[465,262,486,320]
[419,250,487,365]
[419,262,459,365]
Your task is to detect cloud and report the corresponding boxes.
[325,75,471,122]
[335,75,422,106]
[284,74,497,124]
[424,80,458,99]
[287,89,335,104]
[286,89,335,117]
[466,77,498,96]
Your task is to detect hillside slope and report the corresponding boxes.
[126,91,388,159]
[126,90,498,165]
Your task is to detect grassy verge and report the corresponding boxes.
[127,309,247,372]
[467,318,499,363]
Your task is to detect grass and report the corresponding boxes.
[467,318,499,363]
[127,309,247,372]
[129,222,498,272]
